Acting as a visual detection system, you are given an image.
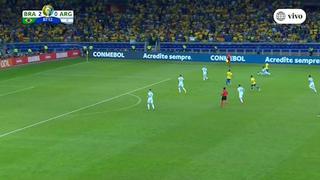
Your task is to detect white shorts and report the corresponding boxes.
[203,73,207,76]
[178,83,184,88]
[147,98,153,104]
[309,83,315,89]
[239,93,244,98]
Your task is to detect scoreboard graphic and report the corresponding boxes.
[22,5,74,25]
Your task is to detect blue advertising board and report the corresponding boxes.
[91,51,320,65]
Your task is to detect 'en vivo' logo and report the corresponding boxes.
[274,9,306,24]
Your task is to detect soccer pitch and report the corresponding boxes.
[0,58,319,180]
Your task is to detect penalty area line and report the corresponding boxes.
[71,93,142,117]
[0,78,171,139]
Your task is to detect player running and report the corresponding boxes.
[308,75,317,93]
[147,89,155,111]
[250,75,261,91]
[226,53,231,68]
[202,66,208,80]
[178,74,187,94]
[226,69,233,86]
[221,87,228,108]
[237,84,245,103]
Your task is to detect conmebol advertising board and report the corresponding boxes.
[91,51,320,65]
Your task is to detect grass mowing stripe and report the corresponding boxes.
[0,86,34,97]
[0,59,85,84]
[0,78,171,139]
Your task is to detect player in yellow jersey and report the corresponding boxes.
[250,75,260,91]
[265,63,269,72]
[226,69,233,86]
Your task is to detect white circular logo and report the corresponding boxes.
[276,11,286,21]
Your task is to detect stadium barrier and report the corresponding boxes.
[91,51,320,65]
[6,42,320,56]
[0,50,80,69]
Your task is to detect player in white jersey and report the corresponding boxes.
[178,75,187,93]
[237,84,245,103]
[202,66,208,80]
[308,75,317,93]
[147,89,155,110]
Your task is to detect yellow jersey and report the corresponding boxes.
[227,72,233,79]
[251,77,256,85]
[265,63,269,69]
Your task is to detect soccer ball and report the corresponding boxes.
[42,5,54,17]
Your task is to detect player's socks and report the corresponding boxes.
[312,87,317,93]
[152,104,155,110]
[147,104,150,110]
[183,88,187,93]
[178,88,181,93]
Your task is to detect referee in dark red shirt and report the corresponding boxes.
[221,87,228,108]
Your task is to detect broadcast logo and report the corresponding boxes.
[274,9,306,24]
[22,5,74,25]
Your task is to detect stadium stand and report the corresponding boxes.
[1,0,320,43]
[0,0,319,57]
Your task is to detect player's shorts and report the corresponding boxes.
[221,96,227,101]
[251,84,256,87]
[309,83,315,88]
[178,83,184,88]
[239,93,244,98]
[226,79,231,83]
[147,98,153,104]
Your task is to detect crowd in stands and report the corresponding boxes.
[0,0,320,43]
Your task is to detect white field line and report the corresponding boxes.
[0,78,171,138]
[0,86,34,97]
[71,93,142,117]
[116,94,142,111]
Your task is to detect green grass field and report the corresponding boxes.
[0,58,319,180]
